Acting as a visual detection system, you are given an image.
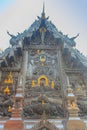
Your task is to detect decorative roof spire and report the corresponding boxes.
[41,2,45,19]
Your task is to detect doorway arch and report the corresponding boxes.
[38,75,49,87]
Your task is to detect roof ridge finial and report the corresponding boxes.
[42,1,45,19]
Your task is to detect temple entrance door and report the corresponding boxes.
[38,75,49,87]
[40,78,45,86]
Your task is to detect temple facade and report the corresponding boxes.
[0,5,87,130]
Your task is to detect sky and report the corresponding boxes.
[0,0,87,56]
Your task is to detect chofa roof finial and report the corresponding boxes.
[42,1,45,19]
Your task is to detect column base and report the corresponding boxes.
[66,117,86,130]
[4,119,24,130]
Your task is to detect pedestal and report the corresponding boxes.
[66,118,86,130]
[4,107,24,130]
[4,119,24,130]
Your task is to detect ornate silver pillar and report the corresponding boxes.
[57,48,67,90]
[57,47,67,117]
[21,49,28,94]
